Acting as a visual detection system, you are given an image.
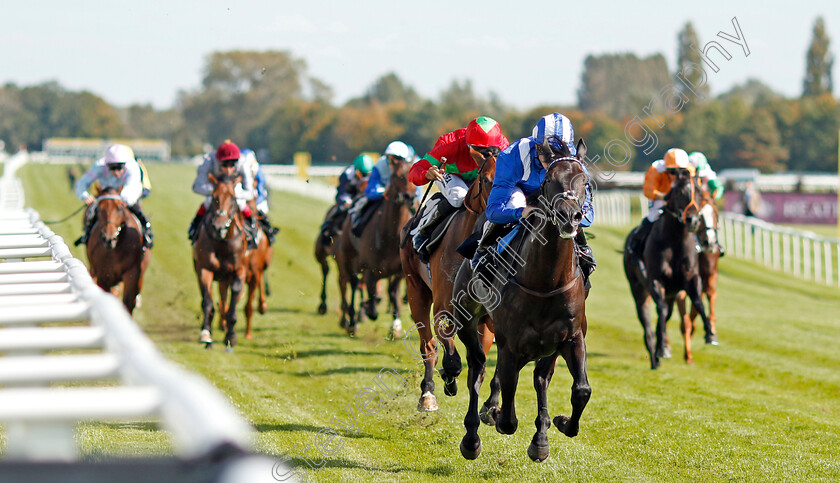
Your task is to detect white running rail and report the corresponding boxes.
[719,212,840,287]
[0,153,291,482]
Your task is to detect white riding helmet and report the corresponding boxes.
[383,141,410,161]
[104,144,135,165]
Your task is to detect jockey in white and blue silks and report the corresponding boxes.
[74,144,154,249]
[475,112,596,281]
[241,148,279,244]
[348,141,412,234]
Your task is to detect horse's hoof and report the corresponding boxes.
[225,333,238,347]
[479,404,498,426]
[657,345,672,359]
[347,326,356,337]
[318,303,327,315]
[199,330,212,344]
[224,342,234,353]
[527,442,550,462]
[259,303,267,314]
[245,332,252,340]
[459,438,481,460]
[417,392,438,412]
[339,317,348,329]
[495,419,517,435]
[204,342,212,350]
[553,415,579,438]
[388,319,403,340]
[705,333,719,345]
[443,377,458,397]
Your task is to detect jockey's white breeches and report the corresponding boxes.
[434,174,469,208]
[203,196,248,211]
[700,203,717,244]
[646,199,666,222]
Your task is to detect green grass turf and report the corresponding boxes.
[13,162,840,482]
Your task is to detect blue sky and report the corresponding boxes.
[3,0,838,110]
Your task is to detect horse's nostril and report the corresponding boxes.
[574,212,583,222]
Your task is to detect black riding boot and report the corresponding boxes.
[575,229,596,289]
[411,197,443,264]
[187,212,202,242]
[258,211,279,245]
[129,204,154,249]
[629,218,653,256]
[74,215,95,246]
[247,216,259,249]
[470,222,507,270]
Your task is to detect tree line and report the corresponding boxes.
[0,17,836,173]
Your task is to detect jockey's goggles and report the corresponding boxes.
[387,154,406,164]
[107,163,126,171]
[468,145,501,158]
[220,160,238,168]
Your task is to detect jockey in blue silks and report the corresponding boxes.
[473,112,596,282]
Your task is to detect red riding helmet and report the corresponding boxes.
[216,140,241,162]
[465,116,505,147]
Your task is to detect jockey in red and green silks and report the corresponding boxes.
[408,116,510,262]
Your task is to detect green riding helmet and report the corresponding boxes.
[353,154,374,175]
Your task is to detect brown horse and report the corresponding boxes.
[193,174,248,350]
[675,195,720,364]
[623,169,717,369]
[399,155,497,412]
[335,161,415,336]
[243,228,273,339]
[451,139,592,461]
[86,189,150,314]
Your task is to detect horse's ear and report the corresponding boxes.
[576,139,587,161]
[208,173,218,185]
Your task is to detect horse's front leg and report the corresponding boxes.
[198,269,215,344]
[363,272,379,321]
[676,291,694,364]
[529,354,559,462]
[457,317,487,460]
[435,307,463,397]
[122,266,141,315]
[404,275,438,411]
[553,331,591,438]
[649,280,668,369]
[218,280,229,332]
[224,269,245,349]
[387,275,402,339]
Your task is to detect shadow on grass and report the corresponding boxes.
[286,456,414,473]
[293,366,384,377]
[256,423,377,440]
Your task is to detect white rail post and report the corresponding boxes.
[814,240,822,282]
[803,238,811,281]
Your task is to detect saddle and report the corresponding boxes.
[351,199,383,237]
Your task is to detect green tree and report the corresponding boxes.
[578,53,672,118]
[676,22,710,102]
[728,107,789,172]
[803,17,833,97]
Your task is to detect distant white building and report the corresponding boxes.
[43,138,170,161]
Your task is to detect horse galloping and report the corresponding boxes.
[193,174,248,350]
[623,169,717,369]
[451,139,591,461]
[399,155,497,412]
[335,161,415,337]
[86,189,151,314]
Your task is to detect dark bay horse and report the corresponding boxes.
[451,139,591,462]
[193,174,248,350]
[623,169,717,369]
[244,228,273,339]
[676,195,720,364]
[86,189,151,314]
[399,155,497,412]
[335,161,415,337]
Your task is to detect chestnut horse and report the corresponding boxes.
[623,169,717,369]
[86,189,151,314]
[243,228,273,339]
[399,155,497,412]
[193,174,248,350]
[335,161,415,337]
[451,139,592,462]
[675,195,720,364]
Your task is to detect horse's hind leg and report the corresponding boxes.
[387,275,403,339]
[529,354,559,462]
[405,275,438,411]
[480,365,501,426]
[687,276,717,345]
[676,291,695,364]
[553,332,591,439]
[363,273,379,321]
[316,247,329,315]
[244,272,256,340]
[224,271,245,349]
[631,285,657,369]
[197,269,215,344]
[495,347,525,435]
[122,267,141,315]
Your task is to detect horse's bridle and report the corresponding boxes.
[205,193,244,241]
[95,194,128,246]
[535,157,588,230]
[664,176,700,225]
